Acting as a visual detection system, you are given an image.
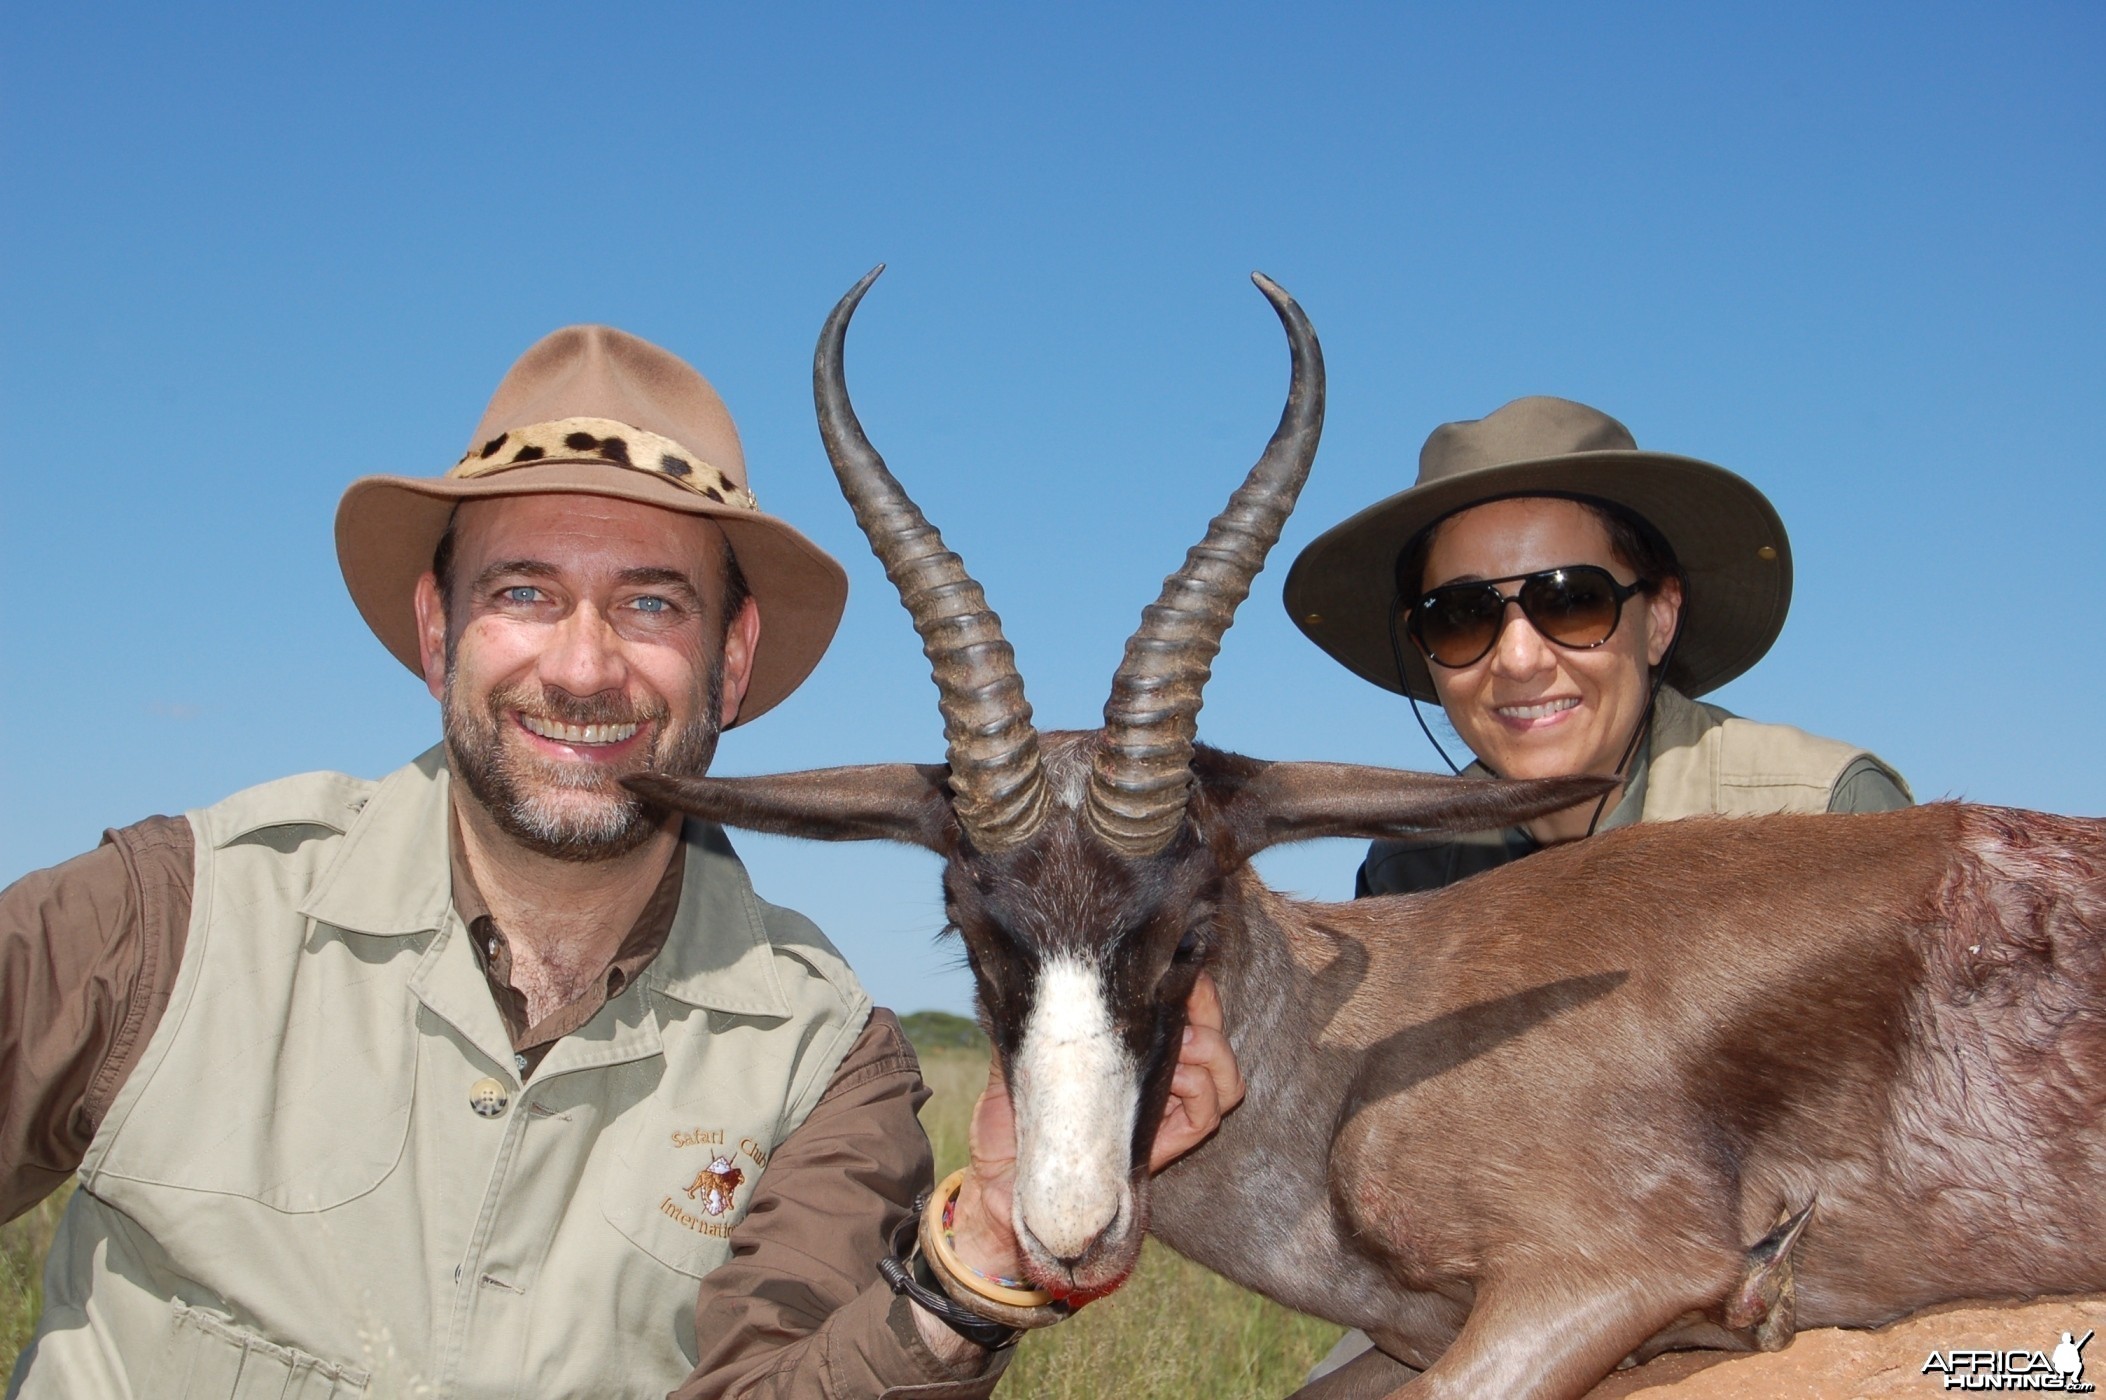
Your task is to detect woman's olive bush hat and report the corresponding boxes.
[1282,395,1790,703]
[336,325,848,726]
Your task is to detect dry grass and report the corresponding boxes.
[919,1040,989,1174]
[1,1185,68,1378]
[915,1046,1343,1399]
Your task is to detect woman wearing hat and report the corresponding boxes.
[1286,396,1910,1385]
[1284,395,1910,902]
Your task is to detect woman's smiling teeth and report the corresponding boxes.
[519,713,640,746]
[1496,697,1580,722]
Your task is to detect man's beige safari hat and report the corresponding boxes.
[336,325,848,725]
[1282,395,1790,703]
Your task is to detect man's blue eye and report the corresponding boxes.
[633,597,669,614]
[504,586,539,604]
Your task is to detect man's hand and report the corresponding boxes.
[918,971,1245,1364]
[1148,970,1244,1171]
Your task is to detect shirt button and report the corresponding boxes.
[469,1077,510,1118]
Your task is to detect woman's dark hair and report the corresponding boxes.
[1392,494,1684,601]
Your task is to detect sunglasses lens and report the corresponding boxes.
[1517,568,1623,647]
[1410,585,1506,667]
[1409,566,1637,669]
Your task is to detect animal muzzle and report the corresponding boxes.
[1008,956,1148,1291]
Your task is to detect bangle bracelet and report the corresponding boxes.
[879,1198,1021,1352]
[922,1170,1055,1306]
[918,1169,1072,1329]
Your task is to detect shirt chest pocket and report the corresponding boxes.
[91,967,420,1212]
[601,1110,777,1278]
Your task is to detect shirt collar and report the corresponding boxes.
[449,812,687,1052]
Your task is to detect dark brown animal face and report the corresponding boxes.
[626,269,1609,1293]
[937,734,1220,1286]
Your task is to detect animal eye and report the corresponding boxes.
[1174,928,1205,962]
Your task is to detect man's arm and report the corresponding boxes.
[674,1009,1006,1400]
[676,980,1244,1399]
[0,816,193,1221]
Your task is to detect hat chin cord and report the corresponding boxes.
[1390,601,1467,778]
[1387,596,1684,841]
[1583,625,1679,838]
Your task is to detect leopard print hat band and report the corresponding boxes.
[452,416,760,513]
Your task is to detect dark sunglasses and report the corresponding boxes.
[1404,565,1652,669]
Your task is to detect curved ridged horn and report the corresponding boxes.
[1087,273,1326,855]
[815,267,1052,851]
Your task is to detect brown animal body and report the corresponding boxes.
[629,269,2106,1398]
[1145,792,2106,1396]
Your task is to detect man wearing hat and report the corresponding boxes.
[0,325,1239,1397]
[1285,395,1910,1384]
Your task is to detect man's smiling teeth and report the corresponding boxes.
[519,714,639,745]
[1498,698,1580,721]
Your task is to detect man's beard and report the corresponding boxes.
[443,661,725,863]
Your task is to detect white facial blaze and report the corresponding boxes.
[1011,955,1139,1263]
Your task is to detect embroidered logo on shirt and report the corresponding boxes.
[683,1156,745,1216]
[657,1131,771,1238]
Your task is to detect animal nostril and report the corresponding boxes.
[1018,1217,1090,1272]
[1023,1196,1130,1277]
[1015,1223,1076,1278]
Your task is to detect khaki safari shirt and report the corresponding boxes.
[1,750,1002,1399]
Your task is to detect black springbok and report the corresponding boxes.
[630,271,2106,1400]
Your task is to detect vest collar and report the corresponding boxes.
[1590,685,1713,831]
[1642,683,1716,756]
[300,745,454,936]
[1634,684,1725,826]
[642,821,791,1019]
[300,747,792,1018]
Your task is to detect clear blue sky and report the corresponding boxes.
[4,3,2101,1016]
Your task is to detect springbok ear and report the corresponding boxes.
[624,765,958,854]
[1220,761,1618,860]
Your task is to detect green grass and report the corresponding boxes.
[898,1009,990,1052]
[1,1047,1341,1396]
[914,1045,1343,1399]
[2,1185,67,1379]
